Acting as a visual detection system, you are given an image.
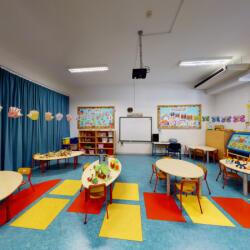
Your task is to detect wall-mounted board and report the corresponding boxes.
[77,106,115,129]
[119,117,152,142]
[158,104,201,129]
[227,132,250,157]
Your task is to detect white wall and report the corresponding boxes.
[214,83,250,131]
[70,83,215,154]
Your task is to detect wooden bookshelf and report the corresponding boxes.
[78,130,115,155]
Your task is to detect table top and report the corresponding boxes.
[0,171,23,201]
[152,141,170,145]
[33,151,83,161]
[156,158,204,178]
[188,145,217,152]
[220,159,250,174]
[82,158,122,189]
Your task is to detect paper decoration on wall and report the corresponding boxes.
[209,115,245,123]
[8,107,23,118]
[202,116,210,122]
[55,113,63,121]
[45,112,54,121]
[158,104,201,129]
[77,106,115,129]
[0,105,2,112]
[66,114,73,122]
[27,110,39,120]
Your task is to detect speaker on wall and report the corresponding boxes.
[152,134,159,142]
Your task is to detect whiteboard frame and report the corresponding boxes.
[119,117,152,143]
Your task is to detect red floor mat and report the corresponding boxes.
[67,191,104,214]
[144,192,186,222]
[212,197,250,228]
[0,179,61,225]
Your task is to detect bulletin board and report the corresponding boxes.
[77,106,115,129]
[158,104,201,129]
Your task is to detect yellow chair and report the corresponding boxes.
[18,167,34,191]
[175,179,203,214]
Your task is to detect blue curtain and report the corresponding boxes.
[0,68,70,170]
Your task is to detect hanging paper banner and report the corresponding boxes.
[202,116,210,122]
[45,112,54,121]
[66,114,73,122]
[0,105,2,112]
[55,113,63,121]
[8,107,23,118]
[27,110,39,120]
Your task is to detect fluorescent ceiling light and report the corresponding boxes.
[239,72,250,82]
[179,57,232,67]
[68,66,109,73]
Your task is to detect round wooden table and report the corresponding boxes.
[220,159,250,196]
[0,171,23,223]
[188,145,217,163]
[33,151,84,173]
[156,158,204,195]
[82,158,122,203]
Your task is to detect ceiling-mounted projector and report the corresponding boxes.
[132,30,149,79]
[132,68,147,79]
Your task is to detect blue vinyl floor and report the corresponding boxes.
[0,154,249,250]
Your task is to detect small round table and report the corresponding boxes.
[82,159,122,203]
[0,171,23,223]
[156,158,204,195]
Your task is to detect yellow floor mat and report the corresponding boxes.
[177,195,235,227]
[10,197,69,230]
[49,180,82,196]
[99,203,143,241]
[112,182,139,201]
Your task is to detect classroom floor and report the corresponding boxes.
[0,155,249,250]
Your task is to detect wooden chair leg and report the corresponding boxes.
[153,176,158,192]
[216,170,221,181]
[196,193,203,214]
[205,179,211,195]
[149,172,154,184]
[180,192,183,211]
[84,200,88,224]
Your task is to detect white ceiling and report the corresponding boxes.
[1,0,250,90]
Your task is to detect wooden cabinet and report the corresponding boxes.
[206,130,233,159]
[78,130,115,156]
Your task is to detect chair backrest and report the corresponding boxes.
[194,148,205,156]
[197,163,207,178]
[180,179,199,193]
[18,167,32,176]
[89,183,106,199]
[219,163,228,175]
[169,143,181,152]
[152,164,157,173]
[162,156,172,159]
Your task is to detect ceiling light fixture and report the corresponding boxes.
[68,66,109,73]
[239,72,250,82]
[179,57,232,67]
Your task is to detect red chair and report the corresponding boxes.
[18,167,33,191]
[175,179,203,214]
[219,163,241,189]
[197,163,211,195]
[149,164,166,192]
[193,149,206,162]
[84,183,108,224]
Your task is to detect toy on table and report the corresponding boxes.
[94,163,110,179]
[92,177,98,184]
[110,159,119,171]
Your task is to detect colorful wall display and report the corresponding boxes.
[158,104,201,129]
[227,132,250,156]
[27,110,39,121]
[77,106,115,129]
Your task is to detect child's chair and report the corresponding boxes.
[197,163,211,195]
[149,164,166,192]
[18,167,33,191]
[80,162,91,192]
[84,183,108,224]
[175,179,203,214]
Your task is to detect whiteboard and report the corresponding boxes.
[119,117,152,142]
